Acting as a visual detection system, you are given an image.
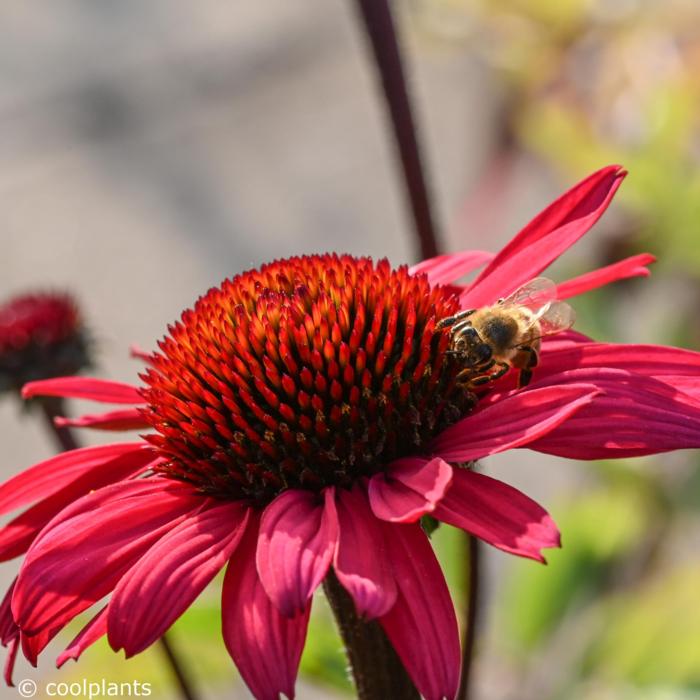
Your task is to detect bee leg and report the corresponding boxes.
[489,361,510,381]
[518,369,533,387]
[436,308,476,330]
[517,345,539,369]
[515,345,539,388]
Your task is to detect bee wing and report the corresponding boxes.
[535,300,576,336]
[499,278,557,312]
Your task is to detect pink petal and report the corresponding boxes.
[57,607,107,667]
[22,377,144,404]
[462,165,626,307]
[0,581,17,646]
[3,636,18,686]
[256,489,338,617]
[433,464,560,561]
[540,341,700,397]
[12,479,203,655]
[223,516,310,700]
[429,384,600,462]
[378,522,459,700]
[109,502,250,655]
[409,250,494,285]
[556,253,656,300]
[527,367,700,458]
[129,345,154,365]
[0,442,151,517]
[333,486,397,619]
[368,457,453,523]
[54,408,149,431]
[0,449,154,563]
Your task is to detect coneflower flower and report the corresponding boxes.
[0,293,89,396]
[3,165,700,700]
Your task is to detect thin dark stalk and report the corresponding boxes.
[457,535,480,700]
[323,570,419,700]
[36,397,198,700]
[352,0,441,259]
[158,632,197,700]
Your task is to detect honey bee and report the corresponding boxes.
[437,278,575,388]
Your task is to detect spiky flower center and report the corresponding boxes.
[143,254,475,503]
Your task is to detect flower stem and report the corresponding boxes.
[158,632,197,700]
[352,0,441,259]
[36,397,198,700]
[457,535,481,700]
[323,570,419,700]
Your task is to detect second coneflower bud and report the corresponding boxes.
[0,292,91,400]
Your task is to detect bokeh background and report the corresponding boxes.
[2,0,700,698]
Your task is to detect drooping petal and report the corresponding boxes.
[462,165,626,307]
[409,250,494,285]
[109,501,250,655]
[0,448,154,563]
[527,368,700,458]
[378,522,460,700]
[54,408,149,431]
[0,443,151,517]
[57,607,107,667]
[334,486,397,619]
[256,489,338,617]
[429,384,599,462]
[433,464,560,561]
[0,581,17,646]
[22,377,144,404]
[368,457,453,523]
[539,341,700,398]
[12,479,203,654]
[223,516,310,700]
[555,253,656,300]
[3,636,18,687]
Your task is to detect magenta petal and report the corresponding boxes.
[223,517,310,700]
[334,486,397,619]
[0,581,17,646]
[0,449,154,563]
[256,489,338,617]
[57,607,107,667]
[378,522,459,700]
[434,466,560,561]
[12,479,203,653]
[430,384,599,462]
[409,250,494,285]
[556,253,655,300]
[3,636,18,686]
[369,457,453,523]
[527,367,700,458]
[22,377,144,404]
[539,341,700,398]
[462,165,626,306]
[0,442,150,516]
[54,408,149,431]
[109,502,250,655]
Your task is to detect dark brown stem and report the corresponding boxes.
[352,0,441,259]
[36,397,198,700]
[457,535,481,700]
[38,397,79,452]
[324,570,419,700]
[158,632,197,700]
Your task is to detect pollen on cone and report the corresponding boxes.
[142,254,476,503]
